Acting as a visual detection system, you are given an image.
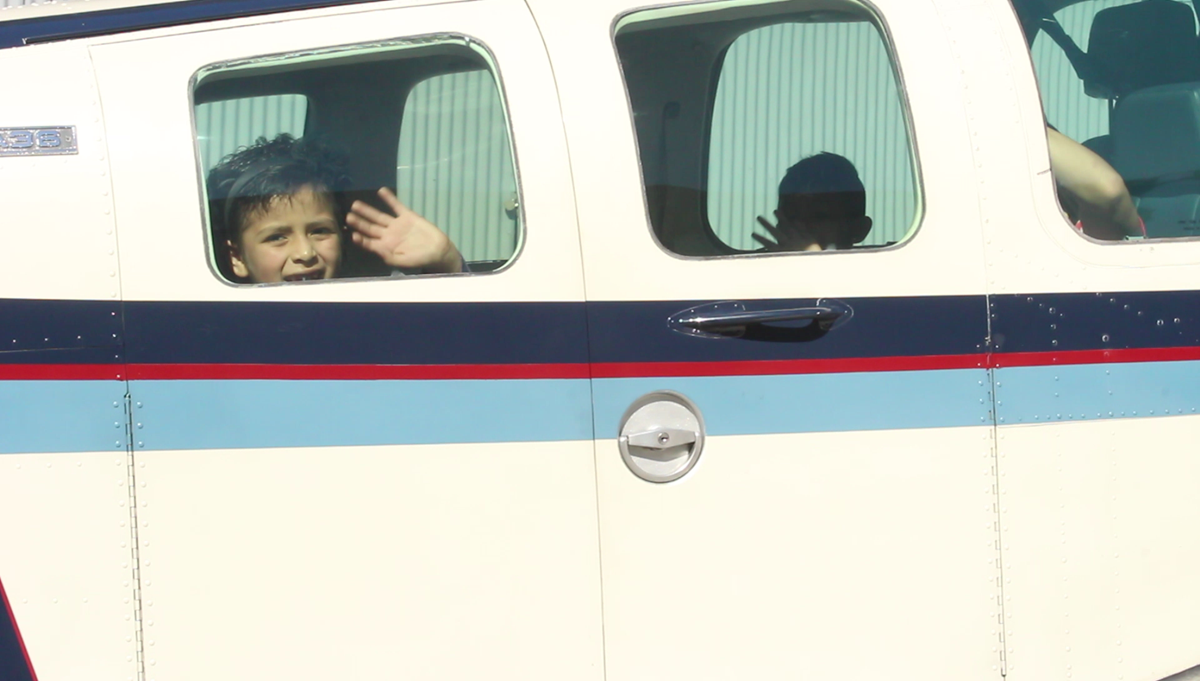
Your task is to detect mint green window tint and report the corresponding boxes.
[397,70,519,267]
[708,20,918,251]
[195,95,307,172]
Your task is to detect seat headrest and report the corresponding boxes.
[1111,82,1200,181]
[1088,0,1200,98]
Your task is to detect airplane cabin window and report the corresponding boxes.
[1015,0,1200,240]
[615,1,921,257]
[192,38,520,284]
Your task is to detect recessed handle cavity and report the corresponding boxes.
[670,300,853,341]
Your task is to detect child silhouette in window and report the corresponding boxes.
[754,152,873,252]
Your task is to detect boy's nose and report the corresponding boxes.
[291,237,317,262]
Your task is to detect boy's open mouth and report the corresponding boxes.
[284,269,325,282]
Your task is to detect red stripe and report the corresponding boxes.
[592,354,988,378]
[124,363,592,380]
[0,577,38,681]
[0,365,122,380]
[993,347,1200,368]
[5,348,1200,381]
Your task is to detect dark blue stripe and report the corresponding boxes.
[0,0,394,49]
[587,296,987,363]
[990,291,1200,354]
[0,585,32,681]
[7,292,1198,368]
[124,297,988,366]
[124,301,590,365]
[0,299,122,364]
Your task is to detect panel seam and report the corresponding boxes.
[123,394,146,681]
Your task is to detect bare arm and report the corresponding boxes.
[1047,128,1142,240]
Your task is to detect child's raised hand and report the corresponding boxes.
[347,188,464,273]
[753,210,822,252]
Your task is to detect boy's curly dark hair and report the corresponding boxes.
[206,134,353,250]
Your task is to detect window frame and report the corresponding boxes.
[611,0,926,262]
[188,32,526,287]
[1016,0,1200,246]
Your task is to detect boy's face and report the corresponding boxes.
[780,193,871,250]
[229,185,341,283]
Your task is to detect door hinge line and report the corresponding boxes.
[123,392,147,681]
[987,366,1009,678]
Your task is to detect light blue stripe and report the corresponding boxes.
[592,369,993,439]
[129,379,595,451]
[34,363,1188,454]
[0,381,128,454]
[995,360,1200,425]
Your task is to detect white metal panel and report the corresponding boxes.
[997,417,1200,681]
[0,452,139,681]
[133,441,602,680]
[594,427,1002,679]
[0,42,122,302]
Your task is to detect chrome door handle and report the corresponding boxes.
[676,306,840,333]
[623,427,698,451]
[669,300,853,340]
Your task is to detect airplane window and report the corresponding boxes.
[1015,0,1200,240]
[192,38,520,284]
[615,1,920,257]
[397,71,519,272]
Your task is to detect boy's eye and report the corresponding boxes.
[311,225,337,236]
[263,233,287,243]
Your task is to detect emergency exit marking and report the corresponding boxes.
[0,126,77,156]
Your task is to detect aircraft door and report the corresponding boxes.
[534,0,1006,677]
[978,0,1200,678]
[88,2,602,679]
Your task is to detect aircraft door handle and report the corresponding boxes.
[623,426,698,452]
[676,306,840,333]
[669,300,853,341]
[617,392,705,483]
